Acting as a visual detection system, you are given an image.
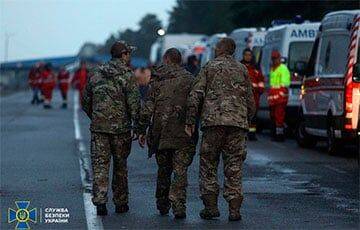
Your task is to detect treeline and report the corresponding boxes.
[80,0,358,59]
[167,0,358,35]
[79,14,162,59]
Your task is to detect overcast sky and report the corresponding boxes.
[0,0,175,62]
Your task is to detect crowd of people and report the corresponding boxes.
[79,38,291,222]
[27,61,89,109]
[28,38,290,221]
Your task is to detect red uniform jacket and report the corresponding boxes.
[72,68,88,91]
[242,62,264,109]
[40,70,56,99]
[58,70,70,93]
[28,68,41,88]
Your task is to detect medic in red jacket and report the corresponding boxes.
[72,61,88,100]
[40,63,56,109]
[28,64,42,104]
[57,67,70,109]
[241,48,264,141]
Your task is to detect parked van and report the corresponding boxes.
[258,21,320,128]
[247,30,267,65]
[149,33,206,65]
[297,10,360,154]
[229,28,257,61]
[200,33,227,67]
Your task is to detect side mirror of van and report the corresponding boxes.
[353,63,360,82]
[294,61,307,75]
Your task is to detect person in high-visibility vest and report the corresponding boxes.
[241,48,264,141]
[267,50,290,142]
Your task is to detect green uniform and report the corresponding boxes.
[82,58,140,206]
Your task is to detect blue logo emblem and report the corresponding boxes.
[8,201,37,229]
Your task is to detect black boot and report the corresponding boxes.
[157,199,170,216]
[228,198,242,221]
[61,103,67,109]
[199,195,220,220]
[172,202,186,219]
[43,104,52,109]
[96,204,107,216]
[248,132,257,141]
[115,204,129,213]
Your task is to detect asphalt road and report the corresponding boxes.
[1,90,359,229]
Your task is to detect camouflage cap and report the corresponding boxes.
[111,41,137,57]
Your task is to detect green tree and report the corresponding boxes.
[167,0,359,35]
[96,14,162,58]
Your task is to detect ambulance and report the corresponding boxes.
[246,30,267,65]
[229,28,257,61]
[297,10,360,154]
[200,33,227,67]
[258,21,320,129]
[149,33,206,64]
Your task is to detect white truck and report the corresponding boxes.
[258,21,320,129]
[200,33,227,67]
[247,30,267,65]
[149,33,206,64]
[229,28,257,60]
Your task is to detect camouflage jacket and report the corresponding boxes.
[186,54,256,130]
[82,58,140,134]
[139,64,194,150]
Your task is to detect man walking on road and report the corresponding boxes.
[185,38,255,221]
[267,50,290,142]
[138,48,195,219]
[82,41,140,216]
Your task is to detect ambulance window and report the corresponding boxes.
[252,46,262,65]
[288,42,314,72]
[317,34,350,76]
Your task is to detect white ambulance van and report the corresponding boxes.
[200,33,227,67]
[229,28,257,61]
[297,10,360,154]
[246,30,267,65]
[258,21,320,128]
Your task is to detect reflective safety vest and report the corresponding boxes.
[267,64,291,106]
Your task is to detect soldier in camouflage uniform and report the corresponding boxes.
[138,48,195,219]
[185,38,255,221]
[82,41,140,216]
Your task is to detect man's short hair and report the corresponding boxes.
[163,48,182,64]
[111,41,135,58]
[216,37,236,55]
[242,48,252,55]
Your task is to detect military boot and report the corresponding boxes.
[157,199,170,216]
[172,202,186,219]
[228,198,242,221]
[199,195,220,220]
[115,204,129,213]
[96,204,107,216]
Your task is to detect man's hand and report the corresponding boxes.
[138,134,146,148]
[185,124,195,137]
[131,131,138,141]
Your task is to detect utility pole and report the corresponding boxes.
[4,33,13,62]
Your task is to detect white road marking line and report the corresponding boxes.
[73,91,104,230]
[323,165,347,174]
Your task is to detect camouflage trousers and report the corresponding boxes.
[155,145,195,213]
[199,126,247,203]
[90,132,132,206]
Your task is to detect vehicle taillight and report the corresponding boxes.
[291,72,302,82]
[344,81,353,130]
